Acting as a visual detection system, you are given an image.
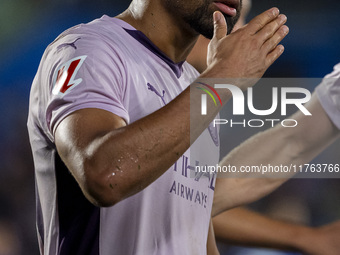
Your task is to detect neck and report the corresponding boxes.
[116,0,199,63]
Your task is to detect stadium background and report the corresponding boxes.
[0,0,339,254]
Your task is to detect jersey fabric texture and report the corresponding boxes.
[316,63,340,129]
[28,16,219,255]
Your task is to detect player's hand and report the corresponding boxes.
[202,8,289,90]
[299,220,340,255]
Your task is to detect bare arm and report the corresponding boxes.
[55,8,288,207]
[212,93,340,215]
[212,207,340,255]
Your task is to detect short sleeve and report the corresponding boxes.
[316,63,340,129]
[45,34,130,138]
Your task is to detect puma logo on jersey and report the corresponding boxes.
[147,82,167,106]
[52,55,87,95]
[57,38,81,51]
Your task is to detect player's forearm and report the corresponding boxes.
[80,75,268,207]
[81,82,228,206]
[213,207,313,252]
[230,93,340,168]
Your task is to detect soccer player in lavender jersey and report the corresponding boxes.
[28,0,291,254]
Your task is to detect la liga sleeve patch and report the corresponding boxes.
[52,55,87,96]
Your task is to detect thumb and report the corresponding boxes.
[213,11,228,40]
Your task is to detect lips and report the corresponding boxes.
[213,0,239,17]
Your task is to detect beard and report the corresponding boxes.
[183,1,242,39]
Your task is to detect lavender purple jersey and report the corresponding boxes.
[27,16,219,255]
[316,63,340,129]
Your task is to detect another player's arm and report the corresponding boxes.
[212,93,340,216]
[213,207,340,255]
[55,8,288,207]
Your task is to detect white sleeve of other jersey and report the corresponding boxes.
[316,63,340,129]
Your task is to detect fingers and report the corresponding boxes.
[247,7,280,35]
[213,11,228,40]
[262,24,289,53]
[206,7,288,81]
[250,9,289,68]
[265,44,285,67]
[257,14,288,43]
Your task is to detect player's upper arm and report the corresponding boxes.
[55,108,127,207]
[45,33,131,206]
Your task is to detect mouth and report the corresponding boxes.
[213,0,239,17]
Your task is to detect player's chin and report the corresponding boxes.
[225,17,239,34]
[196,20,215,39]
[199,28,214,39]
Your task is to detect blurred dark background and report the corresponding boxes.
[0,0,339,254]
